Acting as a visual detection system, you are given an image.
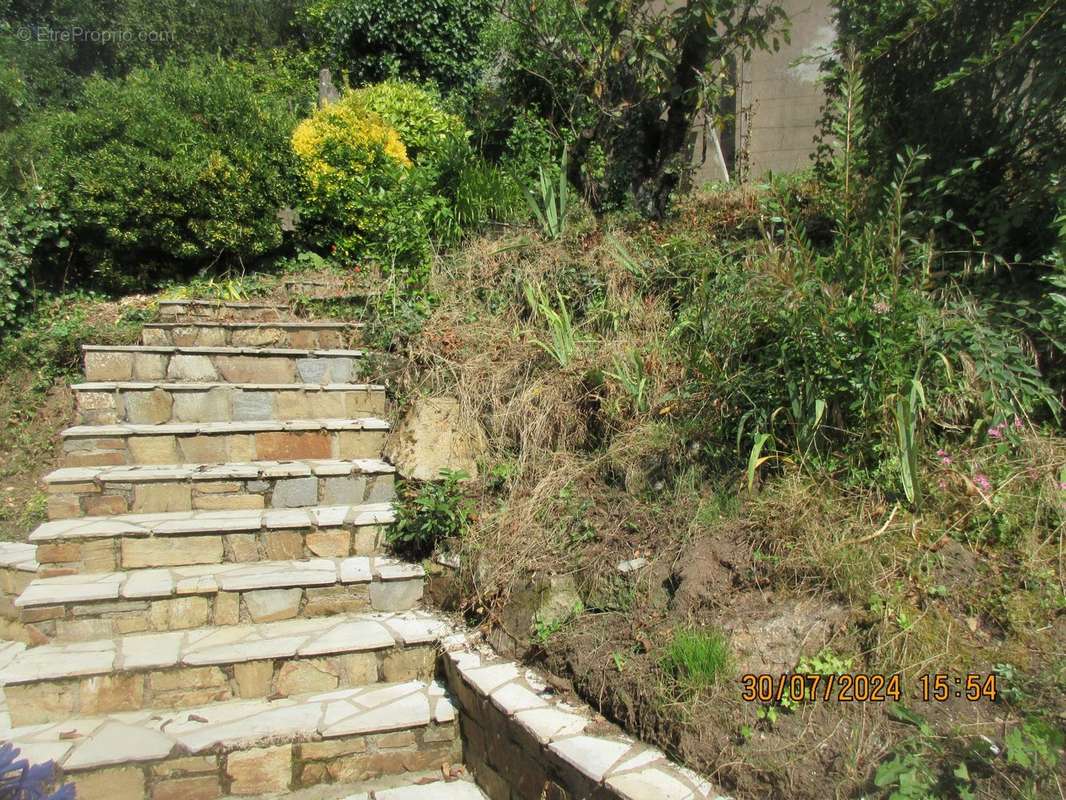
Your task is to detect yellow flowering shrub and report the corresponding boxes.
[291,98,410,196]
[291,91,428,276]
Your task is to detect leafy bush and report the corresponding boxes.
[295,0,494,93]
[350,81,467,176]
[292,87,426,277]
[18,57,302,292]
[292,81,473,279]
[831,1,1065,264]
[0,193,70,334]
[388,468,474,558]
[499,110,561,183]
[491,0,787,215]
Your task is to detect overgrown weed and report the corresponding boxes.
[388,177,1064,797]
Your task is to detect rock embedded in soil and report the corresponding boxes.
[720,595,848,676]
[384,397,486,481]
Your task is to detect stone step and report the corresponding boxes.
[61,418,389,468]
[347,780,489,799]
[30,503,396,573]
[158,299,291,322]
[142,321,362,350]
[16,556,425,642]
[0,543,39,637]
[1,612,450,725]
[4,677,459,800]
[233,773,488,800]
[44,459,396,520]
[34,501,400,576]
[73,381,386,425]
[82,345,366,385]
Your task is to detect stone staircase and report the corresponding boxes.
[0,300,478,799]
[0,298,729,800]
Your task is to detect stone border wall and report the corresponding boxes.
[440,634,727,800]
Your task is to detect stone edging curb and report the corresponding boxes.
[440,631,730,800]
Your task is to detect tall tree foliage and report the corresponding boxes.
[0,0,297,128]
[294,0,494,93]
[831,0,1066,265]
[497,0,787,217]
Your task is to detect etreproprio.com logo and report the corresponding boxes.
[13,25,175,44]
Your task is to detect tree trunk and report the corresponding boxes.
[633,15,717,218]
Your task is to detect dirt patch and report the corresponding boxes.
[0,379,74,542]
[670,525,754,617]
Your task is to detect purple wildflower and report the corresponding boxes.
[988,424,1004,440]
[974,474,992,493]
[937,449,952,465]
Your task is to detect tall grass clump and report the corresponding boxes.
[661,628,732,693]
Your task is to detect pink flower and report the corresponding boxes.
[937,449,952,465]
[1013,416,1024,430]
[1057,482,1066,492]
[974,474,992,493]
[988,425,1004,440]
[873,301,890,315]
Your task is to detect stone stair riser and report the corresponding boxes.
[84,351,362,384]
[6,646,436,726]
[53,726,460,800]
[46,473,395,520]
[77,385,385,425]
[143,324,356,350]
[0,568,34,641]
[23,578,424,643]
[34,525,391,574]
[159,302,288,322]
[62,429,387,468]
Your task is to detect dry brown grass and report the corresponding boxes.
[381,232,691,607]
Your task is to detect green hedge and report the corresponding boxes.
[24,57,304,291]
